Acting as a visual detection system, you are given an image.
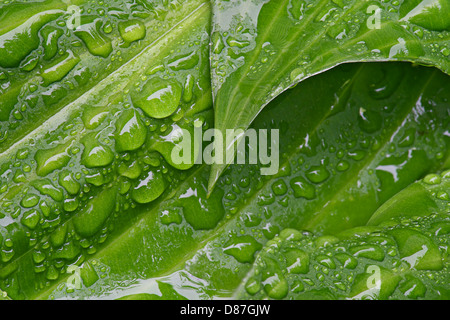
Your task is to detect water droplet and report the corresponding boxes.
[63,198,79,212]
[81,105,108,130]
[168,51,199,71]
[349,245,385,261]
[132,78,182,119]
[398,275,427,299]
[178,177,225,230]
[336,160,349,172]
[358,108,382,133]
[317,255,336,269]
[32,179,64,201]
[21,193,40,208]
[102,21,113,34]
[72,187,116,237]
[0,10,59,68]
[226,36,250,48]
[81,134,114,168]
[160,208,183,225]
[21,209,41,230]
[261,257,289,299]
[211,32,225,54]
[75,20,112,58]
[398,128,416,147]
[285,248,310,274]
[223,235,262,263]
[59,171,81,195]
[245,277,261,295]
[41,50,80,86]
[389,228,443,270]
[118,160,142,180]
[50,224,67,248]
[131,170,165,204]
[423,174,441,185]
[334,252,358,269]
[290,176,316,199]
[114,109,147,152]
[271,179,287,196]
[118,19,146,43]
[305,165,330,184]
[35,141,72,176]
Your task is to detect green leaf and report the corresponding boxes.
[0,0,208,152]
[0,0,449,301]
[208,0,450,190]
[235,171,450,299]
[2,61,445,299]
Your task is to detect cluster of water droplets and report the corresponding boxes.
[0,0,182,152]
[0,1,215,298]
[241,212,450,300]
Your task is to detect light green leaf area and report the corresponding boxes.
[209,0,450,189]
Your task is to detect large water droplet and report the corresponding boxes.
[349,244,385,261]
[132,78,182,119]
[81,133,114,168]
[131,170,166,204]
[389,228,443,270]
[114,109,147,152]
[305,165,330,184]
[290,176,316,199]
[41,50,80,86]
[168,51,199,71]
[59,171,81,195]
[21,209,40,230]
[41,26,63,60]
[35,140,72,176]
[74,19,112,58]
[118,19,146,43]
[178,177,225,230]
[72,187,116,237]
[285,248,310,274]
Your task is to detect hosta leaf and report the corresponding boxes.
[0,0,213,299]
[3,61,445,299]
[236,211,450,300]
[1,1,449,300]
[208,0,450,190]
[0,0,208,153]
[236,171,450,300]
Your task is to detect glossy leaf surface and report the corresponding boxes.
[0,0,449,301]
[209,0,450,189]
[1,61,446,299]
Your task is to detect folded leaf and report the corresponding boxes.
[1,1,449,299]
[12,62,446,300]
[208,0,450,190]
[0,0,213,299]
